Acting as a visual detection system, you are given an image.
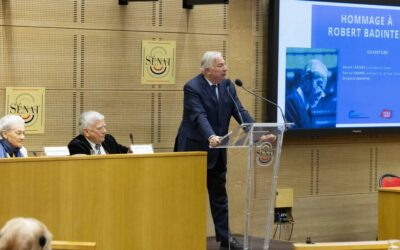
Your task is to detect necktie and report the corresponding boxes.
[211,85,219,101]
[95,144,101,155]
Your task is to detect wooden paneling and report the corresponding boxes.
[25,90,75,151]
[318,145,371,195]
[0,27,74,88]
[1,0,400,244]
[293,193,378,242]
[187,4,228,34]
[0,1,75,27]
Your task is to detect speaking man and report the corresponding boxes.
[174,51,254,249]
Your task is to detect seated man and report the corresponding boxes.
[0,217,52,250]
[68,111,129,155]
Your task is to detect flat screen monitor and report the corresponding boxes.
[268,0,400,134]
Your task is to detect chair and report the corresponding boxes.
[379,173,400,187]
[51,240,96,250]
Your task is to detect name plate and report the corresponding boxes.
[130,144,154,154]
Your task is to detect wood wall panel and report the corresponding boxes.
[279,145,314,196]
[292,193,378,242]
[83,1,159,31]
[253,0,269,37]
[187,4,228,34]
[377,143,400,181]
[158,91,183,149]
[157,0,190,32]
[25,91,75,151]
[0,27,74,88]
[81,31,227,90]
[0,1,75,27]
[318,145,371,195]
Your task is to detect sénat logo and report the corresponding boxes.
[6,87,45,134]
[141,40,176,84]
[144,47,172,78]
[8,93,40,125]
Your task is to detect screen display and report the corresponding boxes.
[269,0,400,133]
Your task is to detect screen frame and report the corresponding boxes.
[267,0,400,135]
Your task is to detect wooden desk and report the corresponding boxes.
[0,152,207,250]
[294,240,399,250]
[52,240,96,250]
[378,187,400,240]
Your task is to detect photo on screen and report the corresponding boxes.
[285,48,338,129]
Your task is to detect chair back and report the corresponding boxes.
[379,173,400,187]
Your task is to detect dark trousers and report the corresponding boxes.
[207,154,229,242]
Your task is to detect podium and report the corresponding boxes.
[214,123,287,250]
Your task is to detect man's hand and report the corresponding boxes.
[209,135,222,147]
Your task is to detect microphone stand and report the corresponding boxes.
[236,82,290,130]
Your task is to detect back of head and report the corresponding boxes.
[0,218,52,250]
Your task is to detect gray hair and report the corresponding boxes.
[79,111,104,133]
[200,51,222,72]
[301,59,328,83]
[0,115,25,132]
[0,217,53,250]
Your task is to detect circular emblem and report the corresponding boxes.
[256,141,274,167]
[145,46,171,78]
[13,93,38,127]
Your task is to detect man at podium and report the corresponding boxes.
[174,51,253,249]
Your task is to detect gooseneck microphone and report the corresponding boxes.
[226,79,244,124]
[129,133,134,144]
[234,79,289,127]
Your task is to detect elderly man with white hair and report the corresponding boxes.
[68,110,129,155]
[174,51,253,249]
[0,114,28,158]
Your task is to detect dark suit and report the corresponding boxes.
[68,134,129,155]
[285,89,312,128]
[174,74,253,242]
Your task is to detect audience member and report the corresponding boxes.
[0,217,52,250]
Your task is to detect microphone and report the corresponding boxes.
[234,79,289,128]
[129,133,134,144]
[226,79,244,124]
